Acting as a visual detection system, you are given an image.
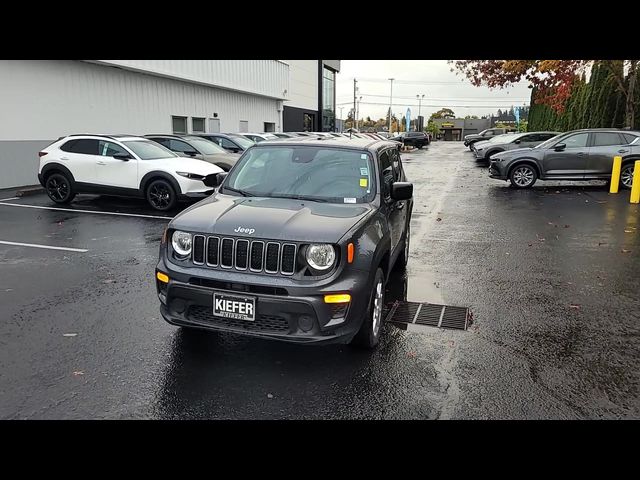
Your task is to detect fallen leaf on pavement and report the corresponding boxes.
[407,351,417,358]
[436,217,442,222]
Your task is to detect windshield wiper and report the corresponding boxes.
[269,194,329,203]
[222,186,255,197]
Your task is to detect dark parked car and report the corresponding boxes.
[472,131,560,161]
[390,131,430,148]
[464,127,513,149]
[145,134,240,171]
[489,129,640,188]
[155,137,413,348]
[193,133,255,153]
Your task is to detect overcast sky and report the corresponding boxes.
[336,60,533,121]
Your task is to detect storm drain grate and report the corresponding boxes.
[384,301,472,331]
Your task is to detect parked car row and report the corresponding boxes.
[464,127,517,149]
[471,131,560,160]
[481,128,640,189]
[37,130,405,212]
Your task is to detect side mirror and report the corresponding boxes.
[113,153,132,161]
[514,139,521,144]
[203,172,228,188]
[391,182,413,201]
[554,143,566,151]
[183,150,198,157]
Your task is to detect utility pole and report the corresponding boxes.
[388,78,394,133]
[353,78,357,131]
[417,94,425,132]
[356,96,362,130]
[339,106,344,132]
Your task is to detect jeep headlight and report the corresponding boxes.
[172,230,192,257]
[306,244,336,271]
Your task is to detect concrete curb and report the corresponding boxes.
[16,186,44,197]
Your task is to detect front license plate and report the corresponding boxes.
[213,292,256,321]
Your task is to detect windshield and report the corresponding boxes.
[488,134,516,143]
[223,146,376,204]
[186,137,228,155]
[228,135,255,149]
[123,140,177,160]
[534,133,563,149]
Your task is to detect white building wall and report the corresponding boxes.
[0,60,286,188]
[281,60,318,111]
[91,60,289,100]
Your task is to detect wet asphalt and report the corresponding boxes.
[0,142,638,419]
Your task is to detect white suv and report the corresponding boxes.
[38,135,224,211]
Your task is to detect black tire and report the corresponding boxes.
[45,172,75,204]
[395,223,410,270]
[350,268,385,349]
[146,178,177,211]
[509,164,538,188]
[620,163,635,189]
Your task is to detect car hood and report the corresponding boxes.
[491,147,536,159]
[202,153,240,165]
[151,156,223,175]
[465,134,483,141]
[474,140,497,149]
[171,194,375,243]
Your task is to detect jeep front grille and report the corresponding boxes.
[192,235,297,276]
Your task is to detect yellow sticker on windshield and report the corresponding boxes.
[360,178,368,187]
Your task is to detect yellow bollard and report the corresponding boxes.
[610,156,622,193]
[630,160,640,204]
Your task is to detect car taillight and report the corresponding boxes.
[38,151,48,157]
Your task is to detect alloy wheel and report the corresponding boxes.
[149,183,172,209]
[512,166,534,187]
[621,165,634,188]
[46,177,69,201]
[372,279,383,337]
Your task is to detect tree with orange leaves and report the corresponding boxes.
[450,60,638,128]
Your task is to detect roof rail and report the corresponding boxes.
[66,133,116,140]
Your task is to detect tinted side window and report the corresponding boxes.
[220,138,237,149]
[62,139,99,155]
[60,140,78,152]
[562,133,589,148]
[149,137,170,148]
[539,133,557,141]
[379,150,393,200]
[592,132,624,147]
[169,139,197,153]
[622,133,638,144]
[390,149,403,181]
[98,140,128,157]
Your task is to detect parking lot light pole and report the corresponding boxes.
[388,78,394,133]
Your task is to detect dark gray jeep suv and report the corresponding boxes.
[155,137,413,348]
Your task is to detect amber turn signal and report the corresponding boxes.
[324,293,351,304]
[156,271,169,284]
[347,242,354,263]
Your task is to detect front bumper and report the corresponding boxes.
[155,256,372,345]
[488,160,507,179]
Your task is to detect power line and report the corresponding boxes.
[336,100,530,108]
[337,93,530,101]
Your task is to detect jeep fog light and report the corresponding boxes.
[306,244,335,270]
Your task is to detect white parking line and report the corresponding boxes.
[0,240,88,253]
[0,202,172,220]
[0,197,19,202]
